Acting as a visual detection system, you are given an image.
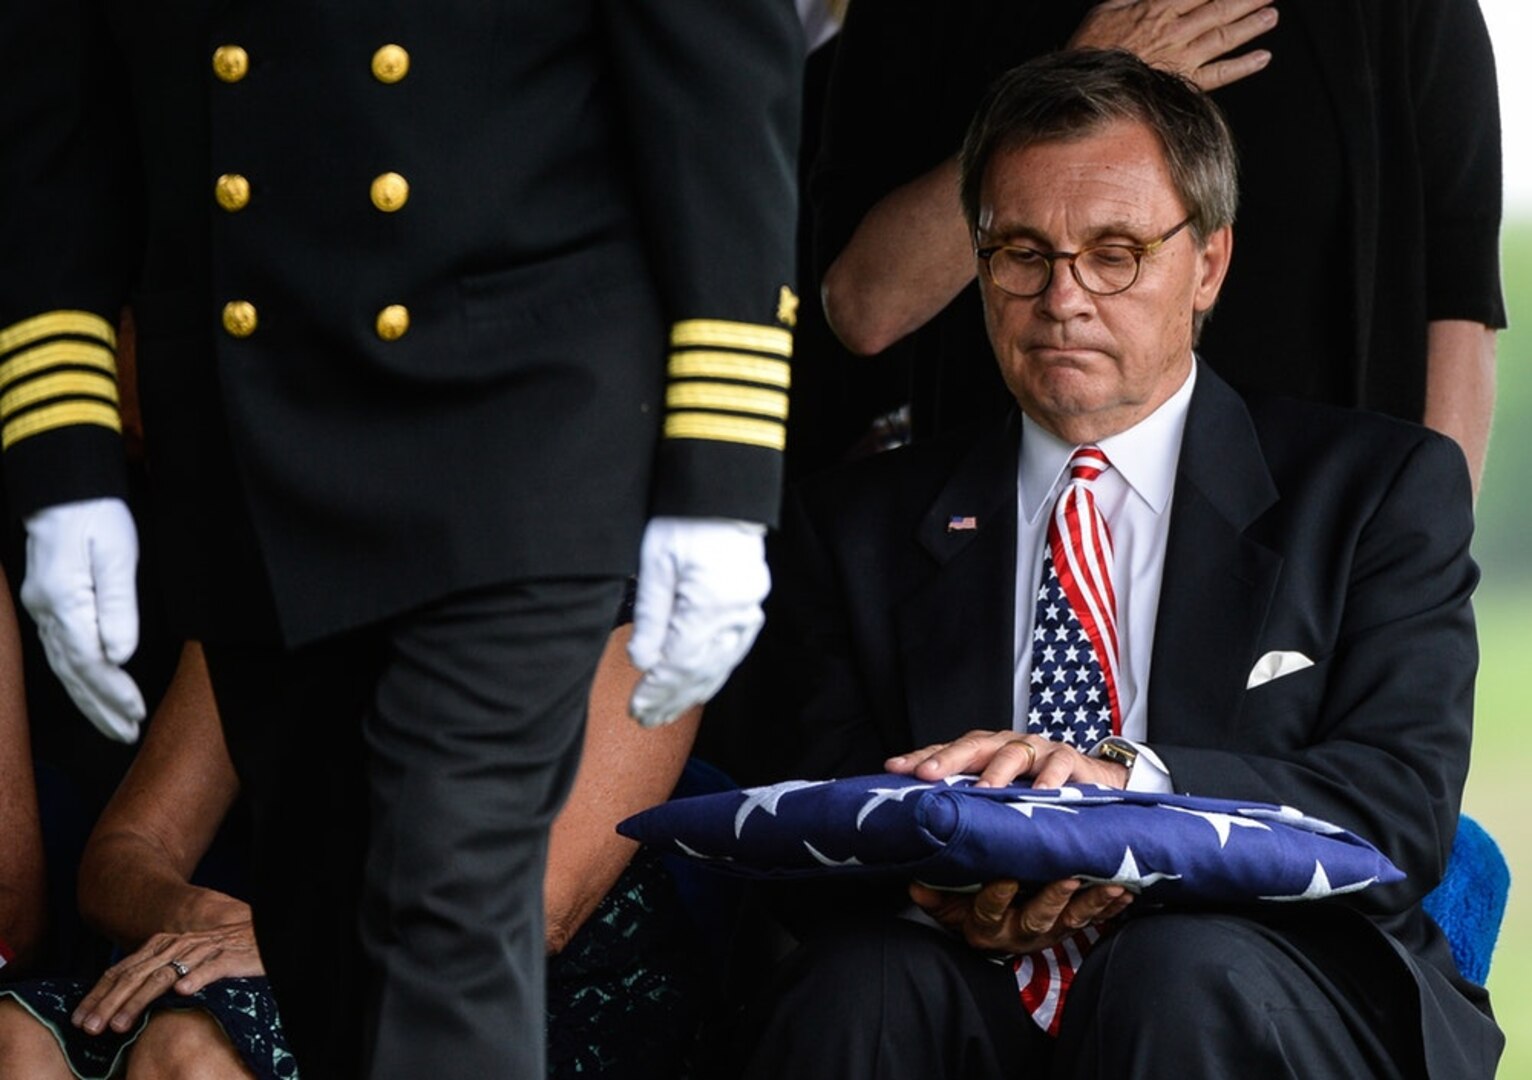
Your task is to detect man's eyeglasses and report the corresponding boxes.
[975,217,1194,298]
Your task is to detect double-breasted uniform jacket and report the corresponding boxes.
[715,364,1499,1076]
[0,1,802,644]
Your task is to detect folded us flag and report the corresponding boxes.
[618,773,1402,903]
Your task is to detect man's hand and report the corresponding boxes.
[21,497,145,742]
[1069,0,1279,91]
[72,919,263,1035]
[887,730,1129,790]
[628,516,769,728]
[911,878,1133,956]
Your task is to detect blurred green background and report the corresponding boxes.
[1464,215,1532,1075]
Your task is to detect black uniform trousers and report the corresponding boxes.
[206,576,626,1079]
[734,908,1426,1079]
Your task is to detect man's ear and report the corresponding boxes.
[1192,224,1233,315]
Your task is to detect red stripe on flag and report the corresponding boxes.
[1013,926,1104,1036]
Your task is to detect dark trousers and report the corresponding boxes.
[735,909,1430,1079]
[206,576,626,1079]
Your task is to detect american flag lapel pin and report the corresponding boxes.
[947,514,978,532]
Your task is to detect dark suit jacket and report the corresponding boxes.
[0,1,801,644]
[713,363,1500,1076]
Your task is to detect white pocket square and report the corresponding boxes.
[1246,650,1315,690]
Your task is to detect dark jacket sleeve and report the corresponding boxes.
[601,0,804,527]
[1411,0,1506,327]
[0,1,133,517]
[1154,432,1479,914]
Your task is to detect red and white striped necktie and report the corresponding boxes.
[1016,444,1120,1035]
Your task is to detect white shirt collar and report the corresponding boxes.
[1018,358,1197,523]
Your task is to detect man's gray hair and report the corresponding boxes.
[958,49,1238,242]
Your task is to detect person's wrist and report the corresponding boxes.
[1088,736,1139,788]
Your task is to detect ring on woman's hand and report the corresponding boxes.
[167,959,190,978]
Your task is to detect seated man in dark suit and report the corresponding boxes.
[721,48,1501,1080]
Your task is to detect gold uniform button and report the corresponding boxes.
[214,173,251,212]
[376,305,410,341]
[212,45,250,83]
[222,300,258,338]
[370,172,410,213]
[372,44,410,84]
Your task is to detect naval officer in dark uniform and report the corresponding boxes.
[0,3,802,1075]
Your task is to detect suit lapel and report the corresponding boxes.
[1148,367,1283,747]
[897,419,1020,751]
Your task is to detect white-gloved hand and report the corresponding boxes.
[628,516,769,729]
[20,497,146,742]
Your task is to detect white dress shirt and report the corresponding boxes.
[1011,361,1197,790]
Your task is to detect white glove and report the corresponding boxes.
[20,497,146,742]
[628,516,770,728]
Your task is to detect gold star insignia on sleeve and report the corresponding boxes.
[776,285,800,329]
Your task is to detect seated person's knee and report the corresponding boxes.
[123,1009,254,1080]
[0,1001,72,1079]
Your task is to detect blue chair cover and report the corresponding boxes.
[1422,814,1509,985]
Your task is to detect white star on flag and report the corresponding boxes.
[1004,800,1081,819]
[734,779,831,837]
[804,841,862,867]
[1260,861,1377,902]
[1163,805,1273,847]
[855,784,935,829]
[1240,805,1348,836]
[1075,846,1183,891]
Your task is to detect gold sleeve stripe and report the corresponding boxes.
[667,351,790,389]
[670,319,793,358]
[0,310,116,356]
[666,383,789,420]
[664,412,786,451]
[1,400,122,450]
[0,371,120,421]
[0,340,118,394]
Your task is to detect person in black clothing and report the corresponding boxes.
[816,0,1503,492]
[0,5,801,1076]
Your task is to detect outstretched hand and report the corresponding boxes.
[1069,0,1279,91]
[886,729,1129,790]
[910,878,1134,956]
[72,920,264,1036]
